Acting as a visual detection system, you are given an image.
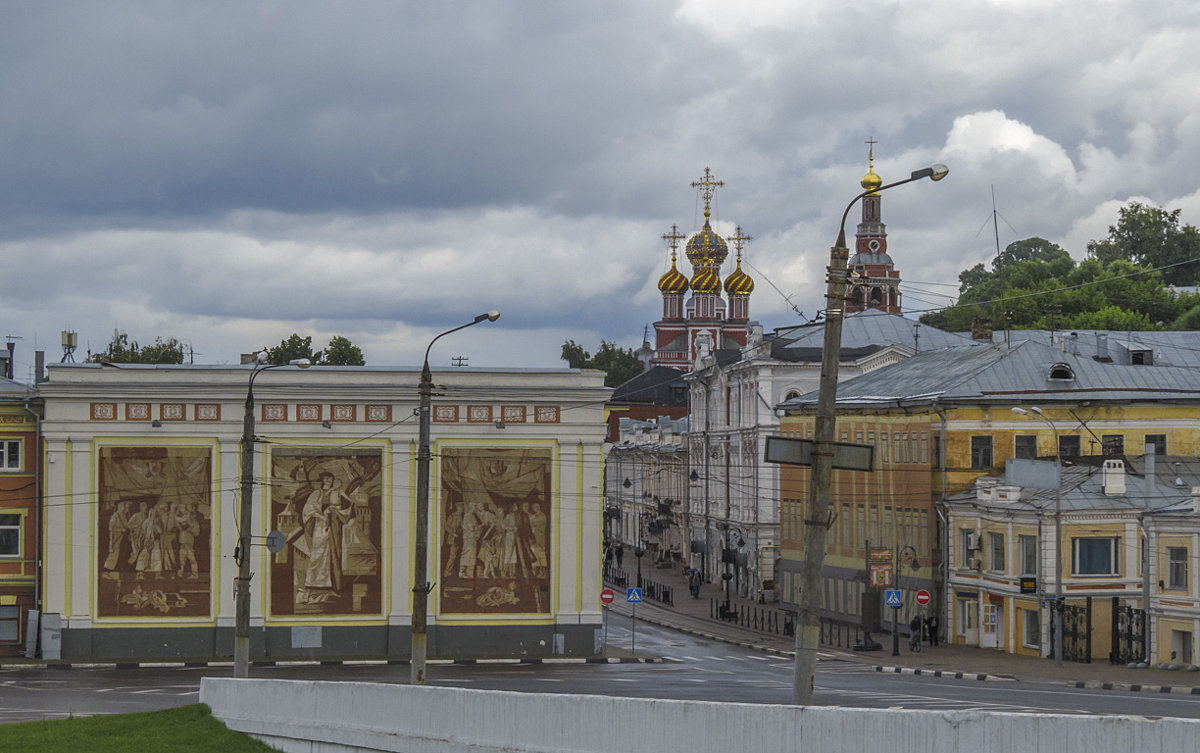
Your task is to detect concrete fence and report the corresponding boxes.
[201,677,1200,753]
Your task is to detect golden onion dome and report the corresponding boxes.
[861,164,882,195]
[724,261,754,295]
[691,267,721,294]
[685,220,729,267]
[658,260,689,294]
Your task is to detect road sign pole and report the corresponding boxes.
[631,602,636,655]
[892,606,899,656]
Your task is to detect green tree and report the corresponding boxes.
[323,335,365,366]
[264,333,366,365]
[560,339,643,387]
[1086,202,1200,286]
[88,330,185,364]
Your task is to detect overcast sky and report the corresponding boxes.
[2,0,1198,378]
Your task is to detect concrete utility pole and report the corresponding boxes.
[792,164,948,705]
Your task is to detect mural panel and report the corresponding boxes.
[97,446,212,618]
[269,448,383,616]
[439,447,551,614]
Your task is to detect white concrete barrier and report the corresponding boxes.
[201,677,1200,753]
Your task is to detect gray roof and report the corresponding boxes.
[948,455,1200,516]
[768,309,977,359]
[978,329,1200,369]
[780,338,1200,410]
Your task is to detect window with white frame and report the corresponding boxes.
[0,440,19,471]
[988,531,1005,572]
[1168,546,1188,590]
[959,529,975,567]
[1019,534,1038,575]
[1022,608,1040,648]
[1073,537,1119,575]
[0,514,19,557]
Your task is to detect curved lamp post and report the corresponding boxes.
[793,163,948,705]
[1012,405,1064,666]
[235,356,311,678]
[412,310,500,685]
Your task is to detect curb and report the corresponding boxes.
[873,665,1014,682]
[1071,680,1200,695]
[2,656,670,671]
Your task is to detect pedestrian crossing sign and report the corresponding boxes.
[884,589,902,607]
[626,587,643,603]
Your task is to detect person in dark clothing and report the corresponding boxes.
[615,544,624,568]
[926,611,939,647]
[908,615,922,651]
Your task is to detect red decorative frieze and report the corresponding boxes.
[160,403,186,422]
[501,405,527,423]
[125,403,151,421]
[466,405,492,423]
[365,404,391,422]
[195,404,221,421]
[433,405,458,423]
[261,404,287,422]
[534,406,560,423]
[331,404,357,422]
[297,404,322,422]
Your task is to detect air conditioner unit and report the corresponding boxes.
[969,557,983,570]
[966,532,980,550]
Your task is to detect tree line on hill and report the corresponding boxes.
[920,202,1200,332]
[87,332,365,366]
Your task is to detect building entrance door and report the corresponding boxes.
[958,598,978,645]
[981,602,1000,648]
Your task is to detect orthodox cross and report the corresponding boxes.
[730,226,752,260]
[690,167,723,216]
[662,224,686,260]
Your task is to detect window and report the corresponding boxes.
[0,606,18,642]
[881,433,889,465]
[1019,534,1038,575]
[932,435,941,467]
[1014,435,1038,459]
[1168,547,1188,590]
[970,436,993,469]
[1145,435,1167,455]
[0,514,18,557]
[1101,435,1124,456]
[1059,435,1081,459]
[1073,537,1119,575]
[0,440,19,471]
[1131,349,1153,365]
[1022,609,1040,649]
[988,532,1005,572]
[959,529,975,567]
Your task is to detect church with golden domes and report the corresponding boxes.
[846,145,903,314]
[651,168,755,372]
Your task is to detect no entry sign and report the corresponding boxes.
[600,588,615,605]
[916,589,931,606]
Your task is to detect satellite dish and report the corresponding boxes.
[265,530,286,554]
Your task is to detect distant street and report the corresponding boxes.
[2,615,1199,723]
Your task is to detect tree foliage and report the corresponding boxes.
[560,339,643,387]
[921,203,1200,333]
[265,334,365,366]
[88,330,185,364]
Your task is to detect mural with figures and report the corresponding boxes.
[269,448,383,616]
[97,446,212,618]
[439,447,551,615]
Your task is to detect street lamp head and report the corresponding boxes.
[909,164,949,182]
[289,358,312,368]
[1011,407,1029,416]
[1030,406,1044,415]
[474,310,501,323]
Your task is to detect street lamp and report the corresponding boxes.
[412,310,500,685]
[792,162,948,705]
[235,355,311,679]
[1012,405,1064,666]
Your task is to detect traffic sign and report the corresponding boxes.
[626,587,643,603]
[915,589,931,606]
[600,588,615,605]
[884,589,902,608]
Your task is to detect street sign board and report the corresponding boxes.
[915,589,931,606]
[869,563,893,587]
[626,587,643,604]
[764,436,874,471]
[884,589,902,608]
[600,588,615,605]
[1020,577,1037,594]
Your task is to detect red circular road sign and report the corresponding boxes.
[916,589,931,606]
[600,588,615,605]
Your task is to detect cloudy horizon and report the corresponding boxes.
[2,0,1198,380]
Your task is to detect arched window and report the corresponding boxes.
[1047,362,1075,381]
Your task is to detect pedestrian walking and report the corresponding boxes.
[684,566,701,599]
[615,544,624,569]
[908,615,922,652]
[926,611,939,647]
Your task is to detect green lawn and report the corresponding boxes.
[2,704,279,752]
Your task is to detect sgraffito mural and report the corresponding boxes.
[269,449,383,616]
[97,446,212,618]
[439,447,551,615]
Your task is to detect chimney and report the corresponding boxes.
[34,350,45,384]
[1069,332,1079,355]
[971,318,994,341]
[1102,458,1126,495]
[1094,333,1112,363]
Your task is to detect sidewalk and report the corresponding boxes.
[606,567,1200,695]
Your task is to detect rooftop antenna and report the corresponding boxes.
[974,185,1018,258]
[60,330,78,363]
[451,356,469,367]
[913,323,920,353]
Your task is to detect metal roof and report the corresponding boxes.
[978,329,1200,369]
[768,309,978,360]
[780,338,1200,409]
